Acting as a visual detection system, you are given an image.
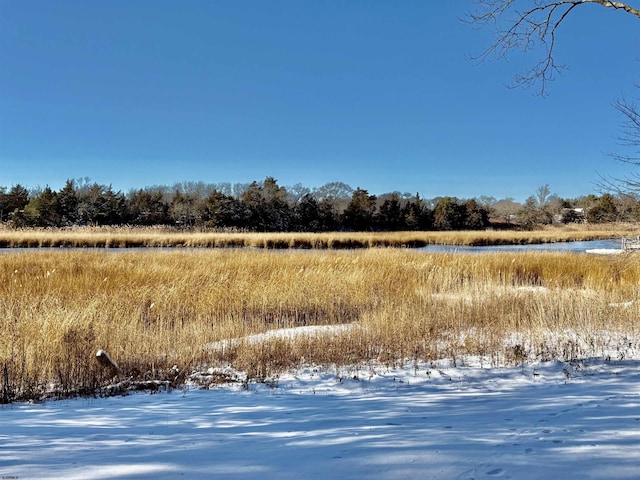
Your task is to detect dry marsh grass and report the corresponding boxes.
[1,248,639,401]
[0,224,638,249]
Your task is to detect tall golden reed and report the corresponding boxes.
[1,248,638,400]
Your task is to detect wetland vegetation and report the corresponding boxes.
[2,238,639,402]
[0,224,638,249]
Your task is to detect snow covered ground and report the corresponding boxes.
[2,359,639,479]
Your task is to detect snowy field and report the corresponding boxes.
[2,359,639,479]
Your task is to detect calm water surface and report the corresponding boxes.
[0,239,624,254]
[418,239,622,253]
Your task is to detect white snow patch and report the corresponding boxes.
[205,323,357,351]
[2,359,640,479]
[586,248,624,255]
[609,300,634,308]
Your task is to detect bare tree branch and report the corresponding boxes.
[587,0,640,18]
[469,1,640,195]
[467,0,640,95]
[595,95,640,194]
[613,96,640,163]
[611,97,640,170]
[596,169,640,196]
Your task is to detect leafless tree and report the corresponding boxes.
[613,96,640,165]
[469,1,640,195]
[467,1,640,96]
[599,94,640,194]
[535,184,553,207]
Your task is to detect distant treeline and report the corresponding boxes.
[0,177,637,230]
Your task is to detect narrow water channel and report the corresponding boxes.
[0,239,624,254]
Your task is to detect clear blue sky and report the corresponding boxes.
[1,1,639,201]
